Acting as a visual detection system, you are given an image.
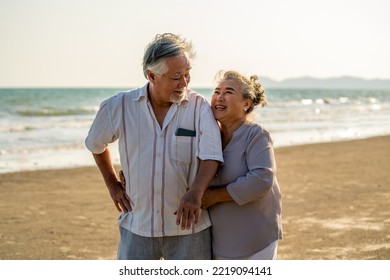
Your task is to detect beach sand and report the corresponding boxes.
[1,136,389,260]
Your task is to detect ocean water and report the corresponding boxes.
[1,87,389,173]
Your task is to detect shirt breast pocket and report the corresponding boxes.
[169,136,194,164]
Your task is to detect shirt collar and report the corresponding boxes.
[132,83,149,101]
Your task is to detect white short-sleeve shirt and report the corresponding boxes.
[86,84,223,237]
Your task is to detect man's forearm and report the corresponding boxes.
[93,147,131,212]
[189,160,219,193]
[93,147,118,189]
[175,160,219,229]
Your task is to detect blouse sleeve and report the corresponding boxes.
[227,129,276,206]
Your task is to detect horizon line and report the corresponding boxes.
[1,75,390,89]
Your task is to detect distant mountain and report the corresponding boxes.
[260,76,390,89]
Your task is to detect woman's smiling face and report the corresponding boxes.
[211,79,250,124]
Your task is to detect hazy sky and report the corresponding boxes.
[1,0,389,87]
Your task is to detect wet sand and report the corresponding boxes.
[1,136,389,259]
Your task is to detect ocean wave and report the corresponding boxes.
[0,125,36,133]
[16,106,98,117]
[0,143,88,154]
[267,96,384,108]
[0,120,93,133]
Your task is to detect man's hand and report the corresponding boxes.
[93,149,131,213]
[175,189,203,230]
[108,180,131,213]
[174,160,219,230]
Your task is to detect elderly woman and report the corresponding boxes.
[202,70,283,260]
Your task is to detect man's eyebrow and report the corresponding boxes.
[172,70,190,77]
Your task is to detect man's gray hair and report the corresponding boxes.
[142,33,195,79]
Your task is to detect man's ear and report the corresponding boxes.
[147,70,155,82]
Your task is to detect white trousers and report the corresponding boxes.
[214,240,278,260]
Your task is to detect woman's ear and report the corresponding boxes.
[244,100,252,111]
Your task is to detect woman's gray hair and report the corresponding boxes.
[142,33,195,79]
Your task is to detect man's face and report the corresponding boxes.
[152,54,191,104]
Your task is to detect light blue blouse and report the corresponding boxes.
[209,122,283,258]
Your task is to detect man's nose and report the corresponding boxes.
[179,76,188,87]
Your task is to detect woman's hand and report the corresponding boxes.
[201,187,232,209]
[201,188,218,209]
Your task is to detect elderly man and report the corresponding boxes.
[85,33,223,259]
